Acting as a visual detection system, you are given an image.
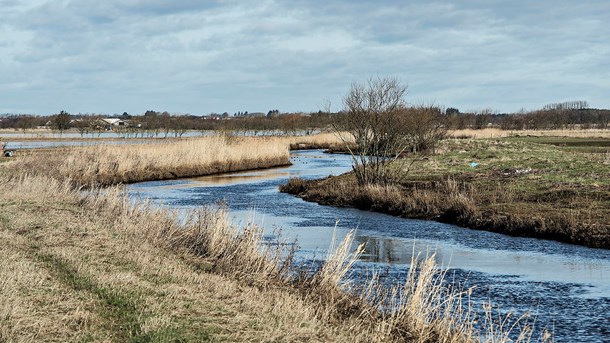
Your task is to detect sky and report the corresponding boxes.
[1,0,609,115]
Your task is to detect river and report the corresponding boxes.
[126,150,610,343]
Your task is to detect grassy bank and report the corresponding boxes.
[281,137,610,249]
[0,173,544,342]
[0,175,358,341]
[5,133,344,187]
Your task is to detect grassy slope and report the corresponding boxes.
[282,137,610,248]
[0,177,365,342]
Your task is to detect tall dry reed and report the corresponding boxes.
[12,135,290,186]
[0,171,547,342]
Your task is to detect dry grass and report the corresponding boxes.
[282,173,609,248]
[5,133,346,187]
[9,135,290,187]
[281,177,478,222]
[0,174,364,342]
[0,171,545,342]
[448,128,610,139]
[284,132,346,149]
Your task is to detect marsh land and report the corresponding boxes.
[282,136,610,249]
[2,129,609,342]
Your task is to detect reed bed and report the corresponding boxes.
[7,133,346,187]
[10,135,290,187]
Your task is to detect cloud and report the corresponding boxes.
[1,0,609,114]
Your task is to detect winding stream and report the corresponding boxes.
[127,150,610,342]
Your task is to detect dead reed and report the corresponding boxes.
[6,133,348,187]
[9,135,290,187]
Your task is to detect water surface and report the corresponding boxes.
[127,150,610,342]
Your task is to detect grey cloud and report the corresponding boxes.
[115,0,223,15]
[1,0,609,114]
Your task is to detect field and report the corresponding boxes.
[282,136,610,248]
[448,128,610,139]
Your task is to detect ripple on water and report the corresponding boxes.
[127,150,610,343]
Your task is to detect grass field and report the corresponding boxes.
[282,136,610,248]
[448,128,610,139]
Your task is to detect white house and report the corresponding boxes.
[101,118,126,126]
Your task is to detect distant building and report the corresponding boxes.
[100,118,128,130]
[101,118,126,126]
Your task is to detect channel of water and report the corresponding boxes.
[126,150,610,342]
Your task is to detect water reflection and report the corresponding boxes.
[357,235,414,264]
[352,233,610,296]
[188,169,292,186]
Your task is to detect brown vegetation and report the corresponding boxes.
[8,135,292,187]
[5,133,346,188]
[0,173,544,342]
[0,131,552,341]
[333,77,446,185]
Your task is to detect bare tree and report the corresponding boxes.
[332,77,446,185]
[404,105,447,154]
[52,110,71,135]
[333,77,408,185]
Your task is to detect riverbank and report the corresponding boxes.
[0,174,359,341]
[0,172,539,342]
[5,134,343,187]
[281,137,610,249]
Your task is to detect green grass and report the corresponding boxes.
[503,136,610,153]
[22,238,213,343]
[35,252,150,342]
[409,138,610,185]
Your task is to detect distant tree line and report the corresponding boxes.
[0,110,335,136]
[542,100,588,111]
[443,101,609,130]
[1,101,608,134]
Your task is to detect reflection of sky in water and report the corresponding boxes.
[127,149,610,342]
[0,131,210,139]
[3,140,152,149]
[0,130,312,139]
